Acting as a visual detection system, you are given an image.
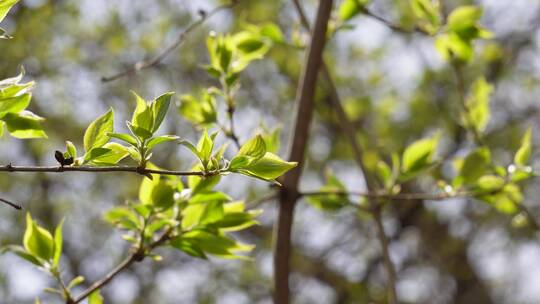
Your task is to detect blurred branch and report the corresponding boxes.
[299,188,501,202]
[71,227,173,303]
[292,1,397,302]
[0,197,21,210]
[361,8,429,35]
[274,1,334,303]
[100,2,236,82]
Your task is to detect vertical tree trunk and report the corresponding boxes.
[273,1,334,303]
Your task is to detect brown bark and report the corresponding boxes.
[273,1,334,303]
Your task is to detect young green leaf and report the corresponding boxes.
[88,290,104,304]
[82,147,112,164]
[306,171,350,211]
[146,135,179,151]
[131,91,153,134]
[0,245,43,267]
[23,213,54,262]
[410,0,440,34]
[514,128,532,166]
[197,130,215,168]
[0,0,19,24]
[65,141,77,159]
[339,0,368,21]
[52,218,64,268]
[179,92,217,127]
[67,276,85,290]
[237,134,266,159]
[231,152,297,182]
[150,92,174,133]
[107,133,138,146]
[464,77,493,133]
[88,143,129,165]
[84,108,114,152]
[3,111,47,138]
[400,134,439,179]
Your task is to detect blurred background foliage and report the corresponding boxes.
[1,0,540,303]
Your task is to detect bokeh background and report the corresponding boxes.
[1,0,540,303]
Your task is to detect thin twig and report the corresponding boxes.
[101,2,236,82]
[0,164,220,177]
[0,197,21,210]
[72,253,137,303]
[362,8,429,35]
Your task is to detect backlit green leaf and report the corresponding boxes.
[84,108,113,152]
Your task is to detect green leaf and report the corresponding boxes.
[465,77,493,133]
[170,237,207,259]
[232,152,297,182]
[104,207,141,231]
[65,141,77,159]
[151,92,174,133]
[410,0,440,34]
[339,0,368,21]
[181,230,254,259]
[197,130,214,167]
[188,174,221,195]
[453,147,491,187]
[1,244,43,267]
[435,33,474,62]
[400,134,439,179]
[126,121,152,140]
[515,128,532,166]
[147,135,179,151]
[179,140,201,160]
[23,213,54,262]
[84,108,114,152]
[131,91,153,134]
[52,218,64,268]
[476,175,505,191]
[82,147,112,164]
[150,181,176,210]
[306,171,350,211]
[107,132,138,146]
[179,92,217,127]
[88,290,104,304]
[237,134,266,160]
[260,125,281,154]
[182,200,225,229]
[3,111,46,138]
[0,93,31,116]
[0,0,19,24]
[67,276,85,290]
[447,6,483,33]
[89,143,129,165]
[477,184,522,214]
[259,22,285,43]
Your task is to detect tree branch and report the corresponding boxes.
[100,2,236,82]
[0,164,220,177]
[71,228,173,303]
[291,1,397,302]
[299,188,501,201]
[361,8,429,35]
[274,1,333,303]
